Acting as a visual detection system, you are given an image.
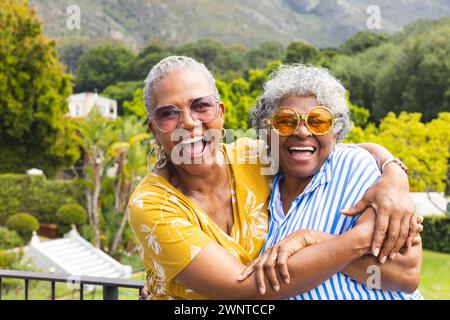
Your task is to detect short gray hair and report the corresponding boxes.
[143,55,219,117]
[251,64,352,141]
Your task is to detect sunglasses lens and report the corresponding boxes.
[153,105,181,132]
[307,107,334,134]
[272,108,298,135]
[190,96,218,123]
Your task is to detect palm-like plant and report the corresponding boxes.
[108,115,150,254]
[72,107,117,248]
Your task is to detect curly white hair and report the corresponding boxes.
[251,64,353,141]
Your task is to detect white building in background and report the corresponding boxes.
[410,192,449,216]
[25,226,132,279]
[68,92,117,120]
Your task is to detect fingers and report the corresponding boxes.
[378,215,401,264]
[238,260,258,281]
[277,247,291,285]
[370,204,387,257]
[412,234,422,246]
[388,215,410,260]
[254,253,269,295]
[265,246,281,292]
[140,286,149,300]
[341,194,369,216]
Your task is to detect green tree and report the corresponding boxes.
[284,41,320,64]
[75,44,136,93]
[73,108,117,248]
[345,112,450,192]
[340,31,391,55]
[108,116,150,254]
[0,0,78,176]
[245,41,285,69]
[123,88,147,118]
[102,81,143,115]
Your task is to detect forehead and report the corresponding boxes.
[153,69,214,107]
[278,96,318,113]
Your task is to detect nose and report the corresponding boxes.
[178,108,200,130]
[293,121,311,138]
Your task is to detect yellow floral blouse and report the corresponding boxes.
[127,138,272,299]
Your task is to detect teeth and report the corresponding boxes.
[180,136,204,145]
[289,146,315,152]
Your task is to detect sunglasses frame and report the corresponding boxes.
[151,95,220,133]
[264,106,336,136]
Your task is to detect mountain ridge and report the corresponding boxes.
[29,0,450,49]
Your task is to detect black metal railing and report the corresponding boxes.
[0,270,145,300]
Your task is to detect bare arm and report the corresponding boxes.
[302,230,422,293]
[238,210,423,294]
[342,241,422,293]
[340,142,416,264]
[175,223,371,299]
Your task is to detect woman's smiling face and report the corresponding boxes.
[149,69,225,175]
[276,95,337,179]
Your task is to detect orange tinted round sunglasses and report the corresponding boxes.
[264,106,336,136]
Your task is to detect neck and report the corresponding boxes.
[280,173,313,200]
[170,152,228,195]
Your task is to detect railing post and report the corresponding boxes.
[0,277,2,300]
[51,281,55,300]
[103,285,118,300]
[24,279,29,300]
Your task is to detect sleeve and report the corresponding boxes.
[337,146,381,225]
[127,190,212,281]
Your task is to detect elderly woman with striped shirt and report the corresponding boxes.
[238,65,423,300]
[133,56,422,300]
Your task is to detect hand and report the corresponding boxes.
[139,284,150,300]
[237,229,332,295]
[341,164,416,263]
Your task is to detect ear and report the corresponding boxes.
[147,118,156,137]
[218,101,225,121]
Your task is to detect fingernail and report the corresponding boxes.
[237,275,243,281]
[389,252,397,260]
[408,242,412,249]
[372,248,380,257]
[379,256,387,264]
[259,287,266,295]
[284,278,290,284]
[273,285,280,292]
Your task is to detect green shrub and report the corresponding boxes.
[56,203,88,235]
[0,227,24,250]
[0,174,85,224]
[421,215,450,253]
[6,213,39,242]
[0,250,19,269]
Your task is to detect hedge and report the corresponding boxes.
[0,174,85,224]
[421,215,450,253]
[0,227,24,250]
[56,203,88,235]
[6,213,40,242]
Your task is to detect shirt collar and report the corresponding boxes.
[268,146,336,220]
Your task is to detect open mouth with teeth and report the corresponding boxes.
[287,145,317,161]
[178,136,208,159]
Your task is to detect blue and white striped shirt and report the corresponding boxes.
[262,145,423,300]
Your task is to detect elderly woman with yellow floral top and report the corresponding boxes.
[128,56,421,300]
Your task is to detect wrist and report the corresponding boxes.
[346,226,372,257]
[384,167,410,192]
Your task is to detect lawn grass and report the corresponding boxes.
[419,250,450,300]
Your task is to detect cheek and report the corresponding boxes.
[317,135,336,154]
[156,132,175,153]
